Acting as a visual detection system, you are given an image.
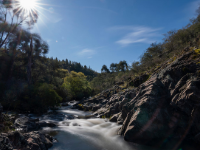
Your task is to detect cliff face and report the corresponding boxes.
[78,50,200,148]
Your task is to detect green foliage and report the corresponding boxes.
[62,71,92,100]
[101,65,110,73]
[78,104,83,107]
[37,83,62,107]
[101,115,106,119]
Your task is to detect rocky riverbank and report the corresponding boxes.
[0,131,53,150]
[0,105,55,150]
[75,50,200,149]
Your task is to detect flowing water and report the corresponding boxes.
[39,103,157,150]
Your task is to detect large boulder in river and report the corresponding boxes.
[14,117,39,131]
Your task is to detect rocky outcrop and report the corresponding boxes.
[0,131,53,150]
[129,74,150,87]
[14,117,57,132]
[119,51,200,145]
[79,50,200,148]
[0,105,54,150]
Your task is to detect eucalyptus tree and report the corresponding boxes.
[0,0,38,48]
[7,28,48,82]
[110,63,117,72]
[0,0,40,84]
[118,60,128,72]
[101,65,110,73]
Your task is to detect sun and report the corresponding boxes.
[15,0,39,12]
[19,0,37,10]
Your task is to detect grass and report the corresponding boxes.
[101,115,106,119]
[194,49,200,54]
[192,49,200,59]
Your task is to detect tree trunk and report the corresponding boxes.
[27,35,33,85]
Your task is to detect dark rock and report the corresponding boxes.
[14,117,39,131]
[61,102,69,106]
[110,113,120,122]
[0,131,53,150]
[8,131,25,148]
[0,134,13,150]
[130,74,149,87]
[23,131,53,150]
[38,121,57,128]
[118,52,200,147]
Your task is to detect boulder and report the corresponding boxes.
[0,131,53,150]
[14,117,39,131]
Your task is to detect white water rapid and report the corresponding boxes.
[40,104,156,150]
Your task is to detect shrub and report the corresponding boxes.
[37,83,62,107]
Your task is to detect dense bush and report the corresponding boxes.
[62,71,92,100]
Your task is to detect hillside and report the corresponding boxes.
[77,49,200,149]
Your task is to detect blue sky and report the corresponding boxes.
[32,0,200,72]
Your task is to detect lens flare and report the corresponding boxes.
[18,0,37,10]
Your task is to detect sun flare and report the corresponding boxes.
[19,0,37,10]
[15,0,39,12]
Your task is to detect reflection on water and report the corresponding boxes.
[41,107,156,150]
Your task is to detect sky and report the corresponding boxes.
[31,0,200,72]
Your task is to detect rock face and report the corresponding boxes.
[79,51,200,148]
[120,51,200,146]
[14,116,57,132]
[0,131,53,150]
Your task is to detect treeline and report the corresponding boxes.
[91,6,200,93]
[53,58,98,81]
[0,0,97,113]
[101,60,129,73]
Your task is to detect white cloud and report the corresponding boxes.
[111,26,162,46]
[78,49,96,58]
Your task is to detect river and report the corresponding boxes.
[38,102,157,150]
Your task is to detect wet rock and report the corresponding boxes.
[23,131,53,150]
[0,131,53,150]
[110,113,120,122]
[38,121,57,128]
[14,117,39,131]
[61,102,69,106]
